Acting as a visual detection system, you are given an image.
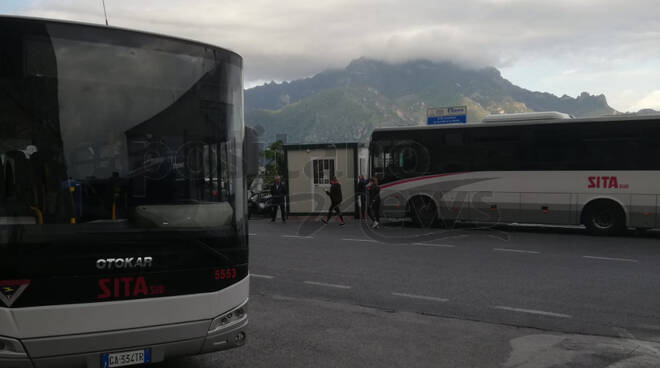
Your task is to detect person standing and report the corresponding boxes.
[356,175,368,220]
[368,177,381,228]
[321,176,344,226]
[270,176,287,222]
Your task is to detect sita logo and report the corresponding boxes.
[588,176,620,189]
[0,279,30,307]
[97,277,165,300]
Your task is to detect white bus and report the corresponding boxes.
[1,17,249,367]
[370,112,660,235]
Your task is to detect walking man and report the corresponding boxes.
[270,176,287,222]
[321,176,344,226]
[368,177,381,228]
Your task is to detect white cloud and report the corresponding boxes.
[628,91,660,112]
[7,0,660,110]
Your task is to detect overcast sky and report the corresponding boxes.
[3,0,660,112]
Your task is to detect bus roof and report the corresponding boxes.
[372,113,660,134]
[0,15,242,60]
[481,111,573,122]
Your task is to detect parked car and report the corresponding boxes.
[248,190,272,219]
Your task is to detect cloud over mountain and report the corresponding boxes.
[12,0,660,111]
[245,58,617,143]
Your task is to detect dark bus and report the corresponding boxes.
[1,16,248,367]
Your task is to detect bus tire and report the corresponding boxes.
[409,196,438,228]
[582,200,626,236]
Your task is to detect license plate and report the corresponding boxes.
[101,349,151,368]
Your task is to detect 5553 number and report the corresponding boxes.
[214,268,237,280]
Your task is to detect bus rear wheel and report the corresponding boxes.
[409,196,438,228]
[583,200,625,236]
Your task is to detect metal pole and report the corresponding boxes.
[101,0,109,26]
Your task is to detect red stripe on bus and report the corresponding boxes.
[381,172,465,189]
[0,279,30,286]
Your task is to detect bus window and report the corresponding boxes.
[438,131,470,173]
[445,132,463,146]
[471,127,522,171]
[390,140,430,179]
[529,124,578,170]
[640,123,660,170]
[369,139,386,180]
[578,123,640,170]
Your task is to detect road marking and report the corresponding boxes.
[250,274,274,279]
[493,248,540,254]
[249,233,257,236]
[582,256,639,263]
[303,281,351,289]
[342,238,379,243]
[414,243,455,248]
[492,305,572,318]
[391,292,448,302]
[282,235,314,239]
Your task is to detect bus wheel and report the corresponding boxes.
[583,200,625,236]
[409,196,438,228]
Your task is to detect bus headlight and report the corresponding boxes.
[0,336,27,358]
[208,303,248,333]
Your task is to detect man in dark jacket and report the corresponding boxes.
[321,176,344,225]
[368,177,381,228]
[356,175,367,220]
[270,176,287,222]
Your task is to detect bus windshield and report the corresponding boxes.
[0,18,247,307]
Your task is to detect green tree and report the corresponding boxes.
[261,140,286,185]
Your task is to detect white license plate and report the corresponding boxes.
[101,349,151,368]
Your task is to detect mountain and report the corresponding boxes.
[637,108,659,115]
[245,58,618,143]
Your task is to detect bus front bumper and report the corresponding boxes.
[11,313,247,368]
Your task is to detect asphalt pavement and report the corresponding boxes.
[160,218,660,367]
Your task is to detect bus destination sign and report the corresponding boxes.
[427,106,467,124]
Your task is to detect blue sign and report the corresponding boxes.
[427,115,467,124]
[427,106,467,125]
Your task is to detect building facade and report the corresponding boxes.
[284,143,363,216]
